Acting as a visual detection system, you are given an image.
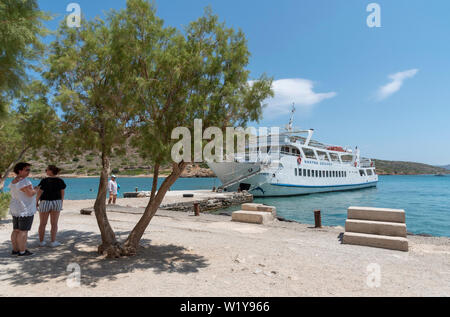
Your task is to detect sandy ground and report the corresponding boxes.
[0,198,449,297]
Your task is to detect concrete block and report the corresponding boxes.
[232,210,274,225]
[242,203,276,216]
[257,205,276,213]
[346,219,407,237]
[241,203,264,211]
[348,206,406,223]
[343,232,409,252]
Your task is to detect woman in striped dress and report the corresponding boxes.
[36,165,66,247]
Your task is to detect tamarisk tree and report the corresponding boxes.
[47,0,272,258]
[118,2,273,256]
[45,13,139,255]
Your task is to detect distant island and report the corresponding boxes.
[374,159,450,175]
[17,150,450,178]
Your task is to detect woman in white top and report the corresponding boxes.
[9,162,38,257]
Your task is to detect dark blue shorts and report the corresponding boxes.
[12,216,34,231]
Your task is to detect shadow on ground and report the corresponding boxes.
[0,230,208,288]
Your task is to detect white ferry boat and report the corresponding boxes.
[208,107,378,197]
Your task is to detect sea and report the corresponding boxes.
[3,175,450,237]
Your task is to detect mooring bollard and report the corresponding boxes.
[314,210,322,228]
[194,203,200,216]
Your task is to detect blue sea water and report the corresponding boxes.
[4,175,450,237]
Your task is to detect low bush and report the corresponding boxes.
[0,193,11,219]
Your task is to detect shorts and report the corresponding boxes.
[13,216,34,231]
[39,200,63,213]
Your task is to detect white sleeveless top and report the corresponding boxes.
[9,178,37,217]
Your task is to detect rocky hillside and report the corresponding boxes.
[374,159,450,175]
[22,149,214,178]
[19,149,449,178]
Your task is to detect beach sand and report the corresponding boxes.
[0,198,449,297]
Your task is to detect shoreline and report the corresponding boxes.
[4,172,449,180]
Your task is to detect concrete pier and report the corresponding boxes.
[82,190,253,215]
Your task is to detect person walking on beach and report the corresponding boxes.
[108,175,118,205]
[36,165,66,247]
[9,163,38,257]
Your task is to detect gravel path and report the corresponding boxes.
[0,198,449,297]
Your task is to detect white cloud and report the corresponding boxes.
[257,78,336,114]
[377,69,419,100]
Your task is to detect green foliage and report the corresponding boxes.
[0,193,11,219]
[0,0,50,112]
[111,168,120,174]
[119,3,273,166]
[45,12,138,158]
[119,168,146,176]
[0,81,60,183]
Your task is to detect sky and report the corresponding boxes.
[36,0,450,165]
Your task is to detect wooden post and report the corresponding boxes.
[314,210,322,228]
[194,203,200,216]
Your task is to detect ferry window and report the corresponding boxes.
[359,170,366,176]
[366,169,373,176]
[339,171,342,177]
[326,171,329,177]
[333,171,336,177]
[329,153,340,163]
[312,170,315,177]
[307,169,311,177]
[341,155,353,163]
[292,148,300,155]
[316,170,319,177]
[302,148,317,160]
[345,171,347,177]
[319,171,322,177]
[317,151,330,162]
[303,169,306,177]
[295,168,297,176]
[299,168,302,176]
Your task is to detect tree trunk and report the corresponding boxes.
[0,146,29,193]
[93,150,121,258]
[122,162,187,256]
[150,163,160,202]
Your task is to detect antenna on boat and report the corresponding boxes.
[287,103,296,132]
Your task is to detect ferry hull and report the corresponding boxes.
[221,173,378,197]
[249,181,378,197]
